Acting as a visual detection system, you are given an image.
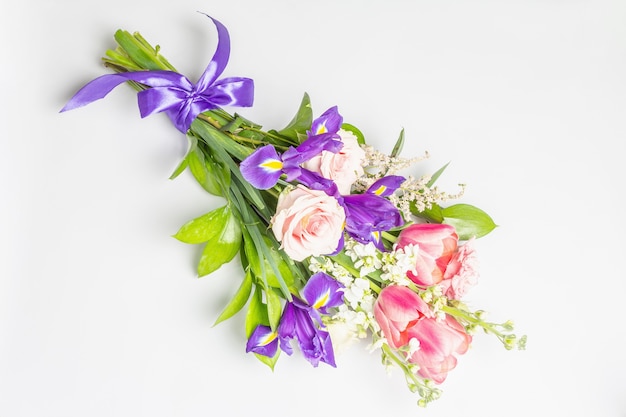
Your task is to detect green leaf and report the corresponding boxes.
[341,123,366,145]
[244,233,295,290]
[173,205,230,244]
[426,162,450,188]
[265,288,283,331]
[277,93,313,142]
[411,201,444,223]
[113,30,177,72]
[213,269,254,326]
[169,157,188,180]
[197,207,242,276]
[254,350,280,371]
[245,285,268,337]
[391,128,405,158]
[441,204,497,240]
[186,145,229,196]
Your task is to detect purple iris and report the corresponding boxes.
[239,107,344,189]
[61,14,254,133]
[295,173,405,249]
[341,175,405,248]
[246,272,344,367]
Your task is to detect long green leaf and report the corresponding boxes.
[277,93,313,142]
[213,269,253,326]
[245,285,268,337]
[265,288,283,331]
[391,128,405,157]
[426,162,450,188]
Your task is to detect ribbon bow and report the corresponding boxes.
[61,14,254,133]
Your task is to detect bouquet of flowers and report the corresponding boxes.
[61,13,526,407]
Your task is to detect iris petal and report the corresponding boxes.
[246,325,279,357]
[302,272,344,314]
[240,145,284,189]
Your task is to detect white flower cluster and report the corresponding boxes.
[352,144,465,220]
[378,244,419,286]
[390,175,465,220]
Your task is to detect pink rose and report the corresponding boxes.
[396,223,458,286]
[439,238,479,300]
[271,185,345,262]
[374,285,471,384]
[406,315,472,384]
[373,285,433,349]
[301,129,365,195]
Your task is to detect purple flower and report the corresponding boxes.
[245,325,279,357]
[278,300,336,367]
[246,272,344,367]
[308,106,343,137]
[341,175,405,248]
[302,271,345,314]
[239,107,344,190]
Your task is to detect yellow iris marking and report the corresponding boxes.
[316,124,327,135]
[260,332,278,346]
[261,160,283,170]
[373,185,387,195]
[312,291,329,310]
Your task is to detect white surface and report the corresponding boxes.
[2,0,625,416]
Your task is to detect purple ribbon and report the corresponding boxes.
[61,14,254,133]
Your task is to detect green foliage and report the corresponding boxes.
[243,233,295,290]
[173,205,243,277]
[111,30,176,71]
[341,123,366,145]
[187,142,230,196]
[426,162,450,188]
[174,205,231,244]
[412,202,497,240]
[197,206,242,276]
[245,285,268,337]
[391,128,405,158]
[213,269,254,326]
[440,203,497,240]
[276,93,313,142]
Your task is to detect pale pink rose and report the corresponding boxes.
[373,285,433,349]
[301,129,365,195]
[406,314,472,384]
[439,238,479,300]
[271,185,345,262]
[396,223,458,286]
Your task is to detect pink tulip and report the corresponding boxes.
[396,223,458,286]
[406,314,472,384]
[373,285,433,349]
[374,285,472,384]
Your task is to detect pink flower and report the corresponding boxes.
[373,285,433,349]
[439,238,479,300]
[406,315,472,384]
[271,185,346,262]
[396,223,458,286]
[374,285,471,384]
[301,129,365,195]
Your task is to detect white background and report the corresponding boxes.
[2,0,625,416]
